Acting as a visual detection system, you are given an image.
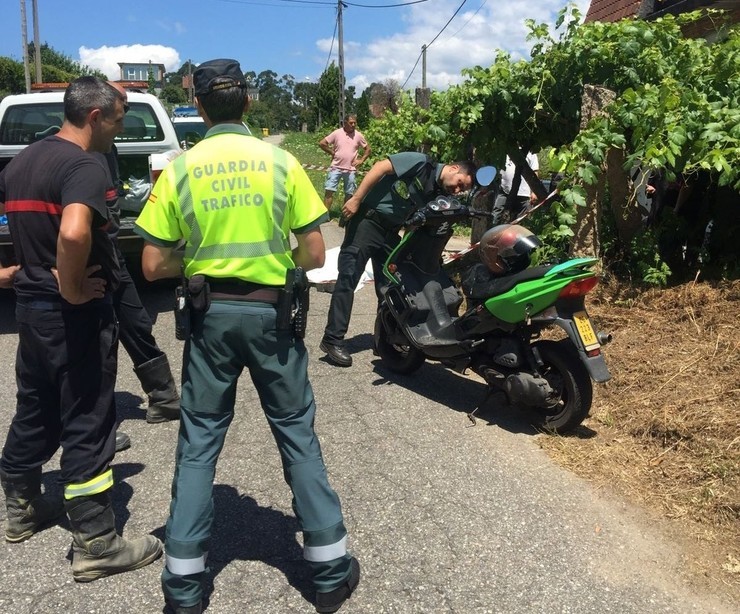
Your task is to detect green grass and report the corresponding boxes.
[280,131,345,221]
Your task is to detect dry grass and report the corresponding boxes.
[538,279,740,596]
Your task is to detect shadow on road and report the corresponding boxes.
[150,484,313,610]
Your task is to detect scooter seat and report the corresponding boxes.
[462,264,555,299]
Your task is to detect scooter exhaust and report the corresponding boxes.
[597,331,613,345]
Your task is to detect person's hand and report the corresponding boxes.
[529,192,538,204]
[0,264,20,288]
[341,196,361,220]
[51,264,107,304]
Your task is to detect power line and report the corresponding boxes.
[443,0,486,43]
[344,0,429,6]
[324,9,339,73]
[400,0,468,89]
[216,0,334,7]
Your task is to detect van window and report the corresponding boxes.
[0,103,64,145]
[117,102,164,142]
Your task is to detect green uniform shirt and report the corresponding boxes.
[365,152,444,226]
[134,124,328,286]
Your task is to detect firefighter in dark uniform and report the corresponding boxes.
[134,59,359,614]
[320,153,477,367]
[0,77,162,579]
[102,142,180,433]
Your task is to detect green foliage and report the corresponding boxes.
[365,4,739,281]
[316,63,341,131]
[1,44,106,96]
[280,131,329,201]
[0,57,25,96]
[161,84,187,104]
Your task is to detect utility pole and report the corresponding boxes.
[20,0,30,93]
[188,59,193,104]
[337,0,346,124]
[32,0,41,84]
[422,44,427,89]
[416,45,431,110]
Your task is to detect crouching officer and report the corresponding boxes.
[134,58,360,614]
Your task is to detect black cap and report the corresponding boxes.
[193,59,247,96]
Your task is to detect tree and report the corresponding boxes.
[161,84,187,104]
[355,88,371,129]
[0,57,26,97]
[369,79,401,115]
[147,64,156,94]
[315,63,341,130]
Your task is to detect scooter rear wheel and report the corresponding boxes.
[374,311,426,375]
[526,339,592,433]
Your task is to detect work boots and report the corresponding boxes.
[1,467,64,543]
[64,491,162,582]
[133,354,180,423]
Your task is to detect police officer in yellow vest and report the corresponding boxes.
[134,59,359,614]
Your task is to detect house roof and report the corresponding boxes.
[585,0,740,23]
[585,0,646,22]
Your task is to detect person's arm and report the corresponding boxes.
[341,157,394,219]
[530,169,540,204]
[355,142,372,167]
[141,243,184,281]
[318,135,334,156]
[55,203,106,304]
[0,265,20,288]
[292,227,326,271]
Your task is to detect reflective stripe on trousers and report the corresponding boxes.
[64,468,114,499]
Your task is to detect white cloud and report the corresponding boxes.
[327,0,591,91]
[78,44,181,79]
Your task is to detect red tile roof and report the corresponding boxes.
[585,0,645,22]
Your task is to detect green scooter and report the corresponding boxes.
[373,168,611,433]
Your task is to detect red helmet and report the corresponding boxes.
[479,224,541,274]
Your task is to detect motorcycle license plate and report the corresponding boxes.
[573,311,600,350]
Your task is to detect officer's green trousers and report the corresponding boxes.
[162,301,351,608]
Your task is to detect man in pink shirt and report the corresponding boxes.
[319,114,372,213]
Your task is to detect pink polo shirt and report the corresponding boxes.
[325,127,368,171]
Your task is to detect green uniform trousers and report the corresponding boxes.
[162,300,351,608]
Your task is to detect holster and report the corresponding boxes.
[188,275,211,313]
[277,268,309,338]
[174,285,190,341]
[173,274,211,341]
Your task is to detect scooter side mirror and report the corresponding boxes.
[475,166,497,188]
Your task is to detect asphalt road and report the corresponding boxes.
[0,221,735,613]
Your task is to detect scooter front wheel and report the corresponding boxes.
[374,311,426,375]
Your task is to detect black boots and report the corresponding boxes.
[133,354,181,423]
[320,340,353,367]
[1,467,64,543]
[115,431,131,452]
[315,557,361,613]
[64,491,162,582]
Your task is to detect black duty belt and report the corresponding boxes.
[205,277,281,304]
[364,208,400,232]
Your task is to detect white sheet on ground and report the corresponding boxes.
[306,246,374,292]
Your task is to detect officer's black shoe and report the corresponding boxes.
[114,431,131,453]
[315,557,360,613]
[165,601,203,614]
[320,340,353,367]
[175,603,203,614]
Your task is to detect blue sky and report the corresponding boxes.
[1,0,590,91]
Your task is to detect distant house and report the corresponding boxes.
[585,0,739,39]
[117,62,166,90]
